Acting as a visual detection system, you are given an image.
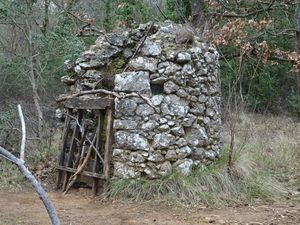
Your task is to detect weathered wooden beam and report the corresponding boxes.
[103,108,114,188]
[56,166,105,179]
[56,108,72,189]
[92,110,105,195]
[64,97,113,110]
[62,110,83,191]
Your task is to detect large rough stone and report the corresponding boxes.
[153,133,176,149]
[175,159,194,175]
[141,40,162,56]
[136,104,155,116]
[106,33,125,47]
[115,98,138,117]
[164,80,179,94]
[186,127,209,147]
[114,162,140,178]
[141,120,159,131]
[129,57,158,73]
[161,95,189,117]
[115,131,149,151]
[129,152,145,163]
[113,120,138,130]
[114,71,151,95]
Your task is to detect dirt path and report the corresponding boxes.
[0,190,300,225]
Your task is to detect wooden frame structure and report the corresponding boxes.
[56,96,114,195]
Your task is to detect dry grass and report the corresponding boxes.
[107,113,300,206]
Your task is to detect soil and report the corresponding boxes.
[0,190,300,225]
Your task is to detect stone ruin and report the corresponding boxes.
[61,21,222,179]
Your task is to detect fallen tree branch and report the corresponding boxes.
[0,146,61,225]
[56,89,156,111]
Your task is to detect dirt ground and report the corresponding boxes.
[0,190,300,225]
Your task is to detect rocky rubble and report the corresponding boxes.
[62,21,222,179]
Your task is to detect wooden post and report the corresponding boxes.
[56,108,72,189]
[92,110,105,195]
[62,109,83,191]
[103,107,114,189]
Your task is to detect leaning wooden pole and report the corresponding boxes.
[0,147,61,225]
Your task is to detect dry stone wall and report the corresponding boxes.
[62,21,222,179]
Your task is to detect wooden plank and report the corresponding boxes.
[56,166,105,179]
[56,108,72,189]
[103,108,114,189]
[92,110,105,195]
[64,97,113,110]
[62,110,83,191]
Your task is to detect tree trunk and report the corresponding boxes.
[27,20,45,142]
[296,1,300,116]
[191,0,204,28]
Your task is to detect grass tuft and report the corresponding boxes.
[107,113,300,207]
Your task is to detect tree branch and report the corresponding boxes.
[17,104,26,162]
[0,146,61,225]
[209,0,276,18]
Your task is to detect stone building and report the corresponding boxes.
[61,21,222,179]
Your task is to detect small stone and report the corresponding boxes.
[176,89,188,98]
[123,48,133,59]
[106,33,124,46]
[129,57,158,73]
[176,138,188,147]
[151,95,164,106]
[158,124,170,131]
[176,146,192,158]
[153,133,176,149]
[186,127,209,147]
[113,120,138,130]
[165,150,177,161]
[167,121,176,126]
[151,76,168,84]
[182,114,196,127]
[176,52,191,63]
[61,76,76,85]
[164,81,179,94]
[158,161,172,176]
[181,64,195,75]
[114,162,140,178]
[159,118,168,124]
[148,151,164,162]
[171,126,185,136]
[129,152,145,163]
[141,120,158,131]
[176,159,193,175]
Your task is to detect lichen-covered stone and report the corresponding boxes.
[186,127,209,147]
[136,104,155,117]
[153,133,176,149]
[114,71,151,95]
[113,120,138,130]
[129,57,158,73]
[175,159,194,175]
[115,131,149,151]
